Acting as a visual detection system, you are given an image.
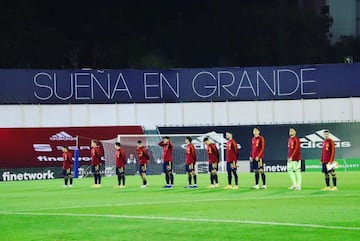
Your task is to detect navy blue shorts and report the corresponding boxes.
[251,159,264,171]
[62,168,72,176]
[322,163,335,174]
[185,163,195,173]
[91,165,100,174]
[226,161,237,171]
[163,161,172,173]
[116,167,125,175]
[209,163,218,172]
[139,164,147,174]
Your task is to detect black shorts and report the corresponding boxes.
[139,164,147,174]
[208,163,218,172]
[322,163,335,174]
[62,168,72,176]
[252,159,264,171]
[163,161,172,173]
[226,161,237,171]
[186,163,195,173]
[91,165,100,174]
[116,167,125,175]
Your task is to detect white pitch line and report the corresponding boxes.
[13,193,360,212]
[1,211,359,231]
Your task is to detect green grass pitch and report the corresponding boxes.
[1,172,359,241]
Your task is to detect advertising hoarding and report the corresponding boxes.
[158,122,360,172]
[0,126,143,169]
[1,63,359,104]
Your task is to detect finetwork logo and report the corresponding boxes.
[2,170,55,182]
[300,129,351,149]
[49,131,76,141]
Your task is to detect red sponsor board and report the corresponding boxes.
[0,126,143,168]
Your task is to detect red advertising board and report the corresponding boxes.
[0,126,143,168]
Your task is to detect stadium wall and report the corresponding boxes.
[0,98,360,129]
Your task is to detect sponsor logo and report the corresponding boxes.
[36,155,92,162]
[300,129,351,149]
[343,164,360,169]
[195,161,209,173]
[2,170,55,181]
[33,144,90,152]
[78,166,105,177]
[263,164,287,172]
[33,144,92,163]
[33,144,53,152]
[306,164,322,169]
[49,131,77,141]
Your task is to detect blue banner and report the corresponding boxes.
[0,63,359,104]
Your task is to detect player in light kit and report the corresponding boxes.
[321,130,337,191]
[287,127,302,190]
[185,137,197,188]
[159,136,174,188]
[62,146,73,188]
[137,140,149,188]
[203,137,220,188]
[224,132,239,189]
[91,140,103,188]
[250,127,266,189]
[115,142,126,188]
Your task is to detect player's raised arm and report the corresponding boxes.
[161,136,174,188]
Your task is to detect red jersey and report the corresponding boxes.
[158,141,173,162]
[321,138,335,163]
[288,136,301,161]
[91,146,102,166]
[207,143,219,164]
[115,148,126,168]
[250,135,265,159]
[137,146,149,165]
[186,143,196,164]
[226,139,238,162]
[62,151,73,169]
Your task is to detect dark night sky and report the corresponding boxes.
[0,0,357,69]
